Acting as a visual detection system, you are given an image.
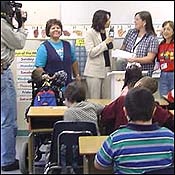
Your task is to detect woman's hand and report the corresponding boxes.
[153,62,160,71]
[75,74,81,81]
[127,57,137,63]
[105,37,114,44]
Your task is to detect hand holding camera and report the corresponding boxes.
[15,8,27,28]
[21,11,27,23]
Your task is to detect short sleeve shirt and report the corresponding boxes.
[123,29,159,75]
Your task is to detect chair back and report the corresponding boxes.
[49,121,97,164]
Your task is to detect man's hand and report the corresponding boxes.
[21,11,27,23]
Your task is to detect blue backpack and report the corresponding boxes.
[33,89,57,106]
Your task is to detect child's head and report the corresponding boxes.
[161,20,174,43]
[122,64,143,89]
[31,68,45,83]
[64,81,86,107]
[134,76,158,94]
[124,87,155,122]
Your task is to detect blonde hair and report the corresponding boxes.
[135,76,158,94]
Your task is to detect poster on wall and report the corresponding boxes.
[25,23,162,40]
[15,50,36,102]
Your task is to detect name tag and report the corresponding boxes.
[161,63,168,70]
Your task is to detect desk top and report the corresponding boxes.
[79,136,108,154]
[87,98,168,106]
[27,106,67,117]
[169,110,174,115]
[155,98,169,106]
[87,99,112,106]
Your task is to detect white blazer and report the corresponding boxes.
[84,28,114,78]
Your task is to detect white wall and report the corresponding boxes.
[61,1,174,24]
[18,1,174,25]
[18,1,61,25]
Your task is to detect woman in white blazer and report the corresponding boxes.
[84,10,115,99]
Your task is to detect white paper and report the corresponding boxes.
[112,49,136,59]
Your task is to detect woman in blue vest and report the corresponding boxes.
[35,19,81,87]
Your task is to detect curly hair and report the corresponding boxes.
[45,18,63,37]
[91,10,111,32]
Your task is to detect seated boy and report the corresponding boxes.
[63,81,104,134]
[101,76,174,134]
[94,87,174,174]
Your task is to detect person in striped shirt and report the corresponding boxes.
[94,87,174,174]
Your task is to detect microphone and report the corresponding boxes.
[109,26,115,38]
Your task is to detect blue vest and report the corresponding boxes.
[43,40,72,86]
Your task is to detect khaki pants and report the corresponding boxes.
[86,76,111,99]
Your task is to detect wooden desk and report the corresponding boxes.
[155,98,169,106]
[27,106,67,117]
[27,106,67,174]
[88,98,168,106]
[79,136,112,174]
[79,136,107,154]
[87,99,112,106]
[27,106,67,130]
[169,110,174,115]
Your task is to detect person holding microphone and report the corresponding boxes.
[84,10,116,99]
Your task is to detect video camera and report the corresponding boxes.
[1,1,27,29]
[10,1,22,8]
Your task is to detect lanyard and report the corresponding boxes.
[132,34,146,53]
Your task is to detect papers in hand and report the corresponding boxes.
[112,49,136,59]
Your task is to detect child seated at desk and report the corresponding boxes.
[94,87,174,174]
[63,81,104,133]
[100,64,143,134]
[101,76,174,134]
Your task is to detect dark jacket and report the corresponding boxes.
[101,95,174,134]
[43,40,72,86]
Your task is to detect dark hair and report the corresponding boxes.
[1,1,14,17]
[161,20,174,44]
[137,76,158,94]
[91,10,111,32]
[122,64,143,90]
[31,68,44,83]
[124,87,155,122]
[45,19,63,37]
[64,81,86,103]
[135,11,156,36]
[1,1,15,27]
